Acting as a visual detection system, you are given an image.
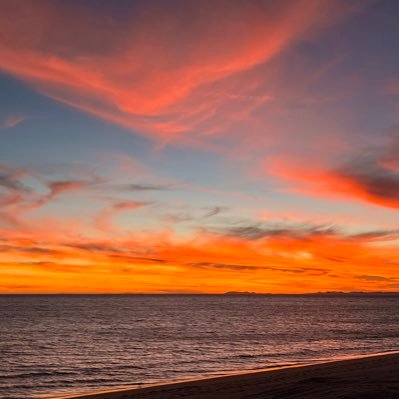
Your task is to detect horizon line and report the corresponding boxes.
[2,291,399,296]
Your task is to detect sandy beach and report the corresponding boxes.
[52,352,399,399]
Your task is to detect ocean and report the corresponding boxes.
[1,294,399,399]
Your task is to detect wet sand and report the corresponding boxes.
[53,352,399,399]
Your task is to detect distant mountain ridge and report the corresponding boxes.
[224,291,399,296]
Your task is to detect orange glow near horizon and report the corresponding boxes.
[1,225,399,294]
[1,1,399,294]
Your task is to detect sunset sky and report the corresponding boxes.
[1,0,399,293]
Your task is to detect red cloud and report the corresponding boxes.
[268,149,399,210]
[0,0,355,143]
[2,115,25,129]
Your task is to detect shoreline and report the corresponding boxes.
[51,351,399,399]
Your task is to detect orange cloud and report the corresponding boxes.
[0,0,355,143]
[1,221,399,293]
[268,147,399,210]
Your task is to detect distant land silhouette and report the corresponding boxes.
[223,291,399,296]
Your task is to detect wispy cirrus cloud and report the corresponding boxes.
[203,206,226,218]
[0,163,105,226]
[0,0,358,145]
[123,183,170,192]
[219,223,337,241]
[1,115,25,129]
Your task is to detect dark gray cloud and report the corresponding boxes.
[119,183,171,192]
[214,219,399,245]
[0,244,55,255]
[0,163,106,225]
[331,138,399,208]
[161,206,227,224]
[66,241,166,263]
[187,262,328,275]
[129,183,169,191]
[188,262,262,271]
[0,164,29,186]
[203,206,226,218]
[325,256,347,263]
[0,174,27,192]
[0,165,32,214]
[221,223,337,241]
[109,254,167,264]
[349,229,399,241]
[67,242,124,253]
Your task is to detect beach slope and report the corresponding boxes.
[54,352,399,399]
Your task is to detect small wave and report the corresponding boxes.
[0,371,78,380]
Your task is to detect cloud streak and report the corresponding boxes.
[2,218,399,293]
[0,0,356,144]
[269,137,399,210]
[1,115,25,129]
[0,163,105,226]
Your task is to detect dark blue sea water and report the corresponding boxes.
[1,294,399,399]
